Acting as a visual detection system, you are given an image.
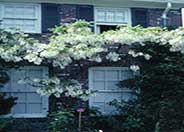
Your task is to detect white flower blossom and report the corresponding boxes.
[106,52,120,62]
[130,65,140,72]
[144,54,152,60]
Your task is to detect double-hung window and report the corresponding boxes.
[89,67,134,115]
[94,7,131,33]
[0,66,48,118]
[0,3,41,33]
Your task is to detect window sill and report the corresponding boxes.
[0,113,48,118]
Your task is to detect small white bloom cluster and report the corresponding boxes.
[2,22,184,70]
[106,52,121,62]
[128,50,152,60]
[130,65,140,72]
[36,77,91,100]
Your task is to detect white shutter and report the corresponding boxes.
[89,67,134,115]
[0,66,48,118]
[0,3,41,33]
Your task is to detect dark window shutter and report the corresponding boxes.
[42,3,60,33]
[76,5,94,22]
[132,8,148,27]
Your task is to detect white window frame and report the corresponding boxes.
[182,8,184,27]
[94,7,132,33]
[0,2,41,33]
[0,66,49,118]
[88,67,134,114]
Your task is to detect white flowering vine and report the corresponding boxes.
[2,21,184,99]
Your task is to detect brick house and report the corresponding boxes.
[0,0,184,131]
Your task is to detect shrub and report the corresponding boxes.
[123,42,184,132]
[0,118,14,132]
[49,111,76,132]
[0,93,17,115]
[108,98,146,132]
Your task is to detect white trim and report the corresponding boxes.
[0,113,48,118]
[89,67,130,71]
[94,7,131,33]
[182,8,184,27]
[0,2,41,33]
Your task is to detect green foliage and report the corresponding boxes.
[155,122,160,132]
[122,41,184,132]
[51,20,91,35]
[108,99,146,132]
[0,71,9,87]
[48,109,105,132]
[0,118,14,132]
[0,93,17,115]
[49,111,76,132]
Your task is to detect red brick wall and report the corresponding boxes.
[59,4,77,24]
[58,6,182,27]
[147,9,182,27]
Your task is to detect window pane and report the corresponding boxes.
[93,81,105,90]
[93,70,105,81]
[121,70,133,80]
[4,5,36,19]
[106,70,119,80]
[4,6,14,18]
[104,92,122,102]
[106,81,119,90]
[27,103,42,113]
[104,103,117,114]
[97,10,105,22]
[27,93,42,103]
[90,92,105,102]
[24,6,36,18]
[0,83,10,92]
[12,93,26,103]
[106,11,114,22]
[116,12,125,22]
[91,102,105,113]
[12,103,26,114]
[11,69,27,92]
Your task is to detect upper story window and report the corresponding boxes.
[94,7,131,33]
[0,3,41,33]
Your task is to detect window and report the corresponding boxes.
[95,7,131,33]
[0,66,48,118]
[0,3,41,33]
[96,25,118,33]
[89,67,134,115]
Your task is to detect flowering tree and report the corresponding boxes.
[1,21,184,131]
